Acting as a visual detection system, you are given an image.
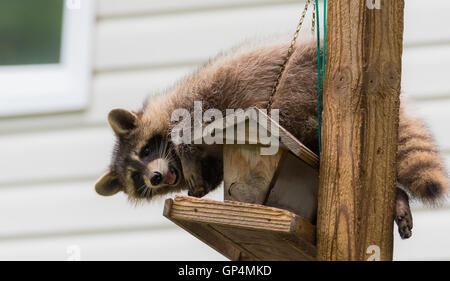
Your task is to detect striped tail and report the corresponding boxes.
[397,108,449,204]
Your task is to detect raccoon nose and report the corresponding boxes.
[150,171,162,186]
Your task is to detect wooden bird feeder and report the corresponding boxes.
[164,108,319,260]
[164,1,405,261]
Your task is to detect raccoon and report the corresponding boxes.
[95,40,448,239]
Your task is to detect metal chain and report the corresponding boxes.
[267,0,311,111]
[312,1,316,34]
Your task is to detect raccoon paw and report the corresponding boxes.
[185,173,210,198]
[188,186,208,198]
[395,195,413,239]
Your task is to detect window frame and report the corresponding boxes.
[0,0,95,117]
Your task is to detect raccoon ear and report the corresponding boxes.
[108,108,138,136]
[95,170,122,196]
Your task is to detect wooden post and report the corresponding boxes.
[317,1,405,261]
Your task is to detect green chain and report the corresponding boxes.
[315,0,326,155]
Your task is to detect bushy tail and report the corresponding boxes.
[397,108,449,204]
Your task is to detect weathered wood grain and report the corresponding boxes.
[164,196,316,260]
[265,151,318,223]
[223,144,283,204]
[255,108,319,168]
[163,199,245,260]
[317,1,405,260]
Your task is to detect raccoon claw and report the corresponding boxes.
[188,187,208,198]
[396,212,413,239]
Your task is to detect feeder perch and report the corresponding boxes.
[164,108,319,260]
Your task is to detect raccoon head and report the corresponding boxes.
[95,108,184,201]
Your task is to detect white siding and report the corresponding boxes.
[0,0,449,260]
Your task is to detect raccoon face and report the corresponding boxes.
[95,108,184,201]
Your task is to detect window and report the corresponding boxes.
[0,0,94,117]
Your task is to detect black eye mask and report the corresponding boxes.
[139,134,164,160]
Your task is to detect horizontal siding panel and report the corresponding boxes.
[0,128,113,185]
[411,100,450,153]
[97,0,298,17]
[89,66,196,122]
[0,181,167,237]
[97,0,450,49]
[95,2,450,71]
[402,45,450,99]
[0,181,222,237]
[394,208,450,260]
[94,4,321,71]
[0,228,226,261]
[404,0,450,46]
[0,113,91,136]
